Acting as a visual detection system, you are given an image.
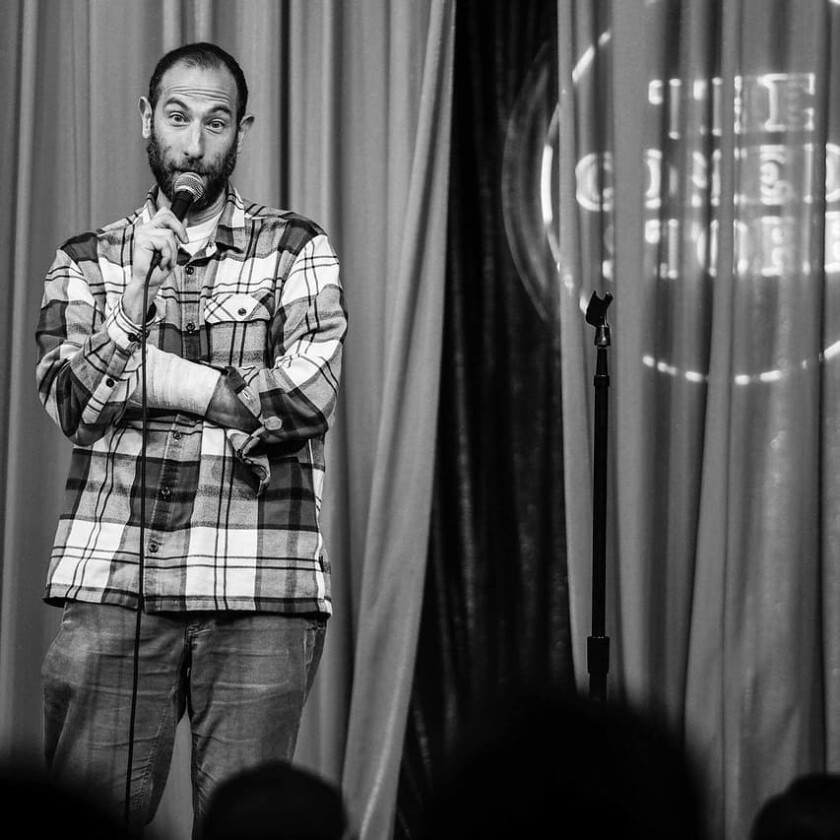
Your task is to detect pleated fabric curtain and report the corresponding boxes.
[0,3,454,840]
[558,2,840,838]
[285,5,455,840]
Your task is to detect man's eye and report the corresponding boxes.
[208,121,227,131]
[169,113,187,124]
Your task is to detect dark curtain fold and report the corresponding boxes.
[395,2,573,835]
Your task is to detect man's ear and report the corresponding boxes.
[236,114,255,154]
[138,97,153,140]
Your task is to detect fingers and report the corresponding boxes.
[148,207,189,245]
[141,227,180,272]
[132,208,189,282]
[142,209,188,268]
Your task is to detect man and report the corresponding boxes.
[34,42,346,834]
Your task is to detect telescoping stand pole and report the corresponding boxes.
[585,290,612,703]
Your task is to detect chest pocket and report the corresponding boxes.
[205,293,271,324]
[204,293,273,366]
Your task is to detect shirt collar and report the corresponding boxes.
[140,181,247,253]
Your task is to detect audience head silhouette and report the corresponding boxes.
[199,760,353,840]
[751,772,840,840]
[0,760,136,838]
[419,686,702,839]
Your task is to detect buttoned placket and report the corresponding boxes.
[181,261,202,362]
[144,258,204,570]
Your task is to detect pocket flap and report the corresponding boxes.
[205,293,270,324]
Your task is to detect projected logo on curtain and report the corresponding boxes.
[503,36,838,385]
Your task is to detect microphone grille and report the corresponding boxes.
[173,171,207,202]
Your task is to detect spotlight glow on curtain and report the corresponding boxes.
[557,2,840,838]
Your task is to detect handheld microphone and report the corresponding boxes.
[149,171,207,272]
[169,171,207,221]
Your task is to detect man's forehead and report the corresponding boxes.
[156,62,238,110]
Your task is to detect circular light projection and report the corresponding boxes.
[501,19,840,388]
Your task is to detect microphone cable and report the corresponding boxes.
[121,172,205,829]
[124,257,155,829]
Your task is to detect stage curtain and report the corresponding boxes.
[557,2,840,838]
[0,2,454,839]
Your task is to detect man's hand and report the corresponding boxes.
[206,376,261,433]
[123,207,188,323]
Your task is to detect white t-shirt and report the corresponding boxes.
[183,208,224,256]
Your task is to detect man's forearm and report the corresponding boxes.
[129,346,221,416]
[128,348,260,432]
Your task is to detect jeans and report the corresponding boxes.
[41,601,326,834]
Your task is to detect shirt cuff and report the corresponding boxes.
[222,366,264,422]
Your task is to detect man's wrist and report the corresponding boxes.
[122,283,155,325]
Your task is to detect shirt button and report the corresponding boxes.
[106,377,115,387]
[160,486,171,498]
[185,321,196,333]
[173,431,182,440]
[148,542,159,553]
[238,307,247,316]
[265,417,282,431]
[185,265,195,275]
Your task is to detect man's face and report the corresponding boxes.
[140,61,251,212]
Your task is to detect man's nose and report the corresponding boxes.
[184,123,204,159]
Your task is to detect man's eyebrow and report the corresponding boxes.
[205,105,233,117]
[162,97,233,117]
[163,96,191,111]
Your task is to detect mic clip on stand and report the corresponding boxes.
[585,290,612,703]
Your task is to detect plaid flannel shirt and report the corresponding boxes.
[35,183,346,614]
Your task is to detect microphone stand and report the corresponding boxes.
[585,290,612,703]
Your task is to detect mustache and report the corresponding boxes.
[170,162,214,177]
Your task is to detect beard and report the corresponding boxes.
[146,125,238,213]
